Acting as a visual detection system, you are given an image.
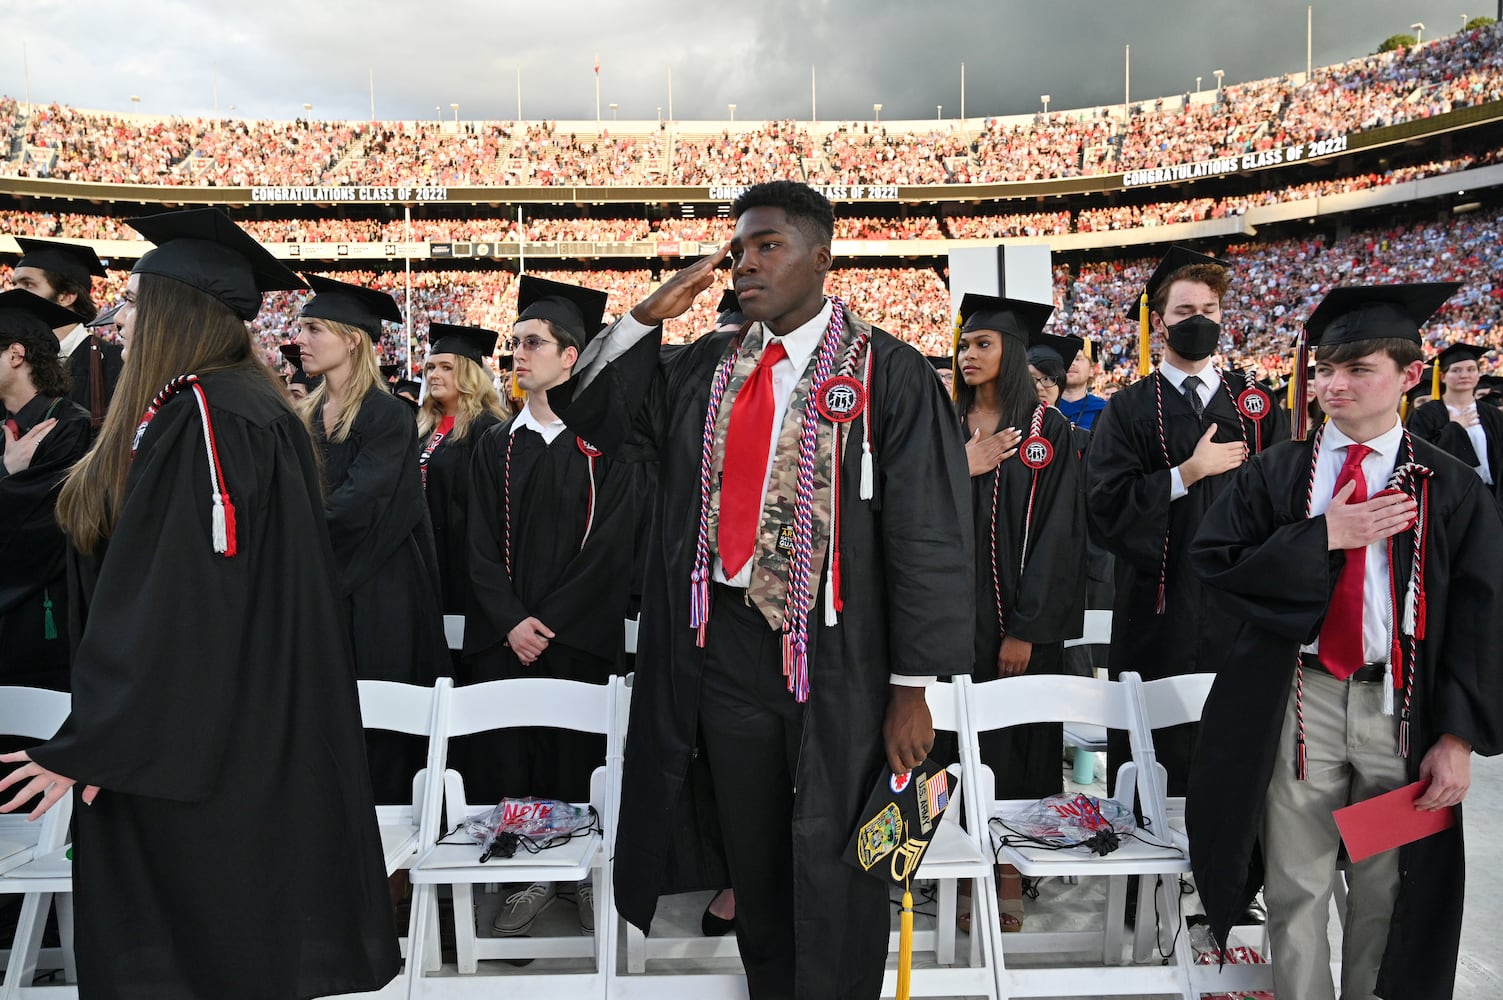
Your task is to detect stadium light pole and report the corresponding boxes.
[451,103,459,124]
[1307,5,1313,79]
[1041,94,1050,114]
[516,66,523,121]
[1196,75,1202,93]
[1461,13,1469,33]
[960,61,966,120]
[728,103,736,122]
[1214,69,1225,96]
[1411,21,1425,43]
[610,102,618,120]
[874,103,882,126]
[812,65,817,122]
[937,104,942,121]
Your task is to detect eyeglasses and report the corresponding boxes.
[504,335,560,353]
[1033,375,1058,388]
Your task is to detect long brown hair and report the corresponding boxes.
[298,320,383,444]
[57,274,284,554]
[416,354,508,442]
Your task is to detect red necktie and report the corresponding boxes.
[1319,443,1373,680]
[718,339,788,577]
[3,419,18,440]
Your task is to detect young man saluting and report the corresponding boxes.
[1188,283,1503,1000]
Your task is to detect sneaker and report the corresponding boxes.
[492,882,557,936]
[576,880,595,934]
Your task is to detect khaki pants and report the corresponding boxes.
[1262,667,1407,1000]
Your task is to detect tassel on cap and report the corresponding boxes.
[1431,357,1442,400]
[896,886,914,1000]
[1137,293,1151,377]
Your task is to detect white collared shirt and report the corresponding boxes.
[56,323,89,360]
[1160,361,1223,502]
[509,402,568,445]
[1301,417,1404,664]
[1446,402,1494,484]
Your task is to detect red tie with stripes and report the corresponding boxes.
[1319,443,1373,680]
[718,339,788,577]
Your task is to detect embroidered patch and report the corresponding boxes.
[1236,386,1271,421]
[815,375,866,424]
[890,770,912,794]
[576,438,603,457]
[776,524,796,555]
[856,803,904,871]
[1020,435,1054,470]
[916,772,934,835]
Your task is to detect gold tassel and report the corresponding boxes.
[1400,396,1410,421]
[896,884,914,1000]
[1137,292,1151,377]
[950,312,963,403]
[1431,359,1442,400]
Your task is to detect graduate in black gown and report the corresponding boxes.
[1086,246,1289,794]
[1406,342,1503,512]
[292,274,448,805]
[415,323,507,626]
[279,341,321,402]
[1188,284,1503,1000]
[954,294,1087,932]
[0,291,93,692]
[0,209,399,1000]
[550,182,973,999]
[463,277,639,936]
[8,239,123,430]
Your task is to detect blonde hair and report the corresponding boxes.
[417,353,508,441]
[57,274,289,554]
[299,320,383,444]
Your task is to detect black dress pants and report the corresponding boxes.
[698,584,806,1000]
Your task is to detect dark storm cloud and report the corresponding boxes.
[3,0,1489,122]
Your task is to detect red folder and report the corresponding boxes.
[1333,780,1456,863]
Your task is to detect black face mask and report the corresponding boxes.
[1165,314,1221,361]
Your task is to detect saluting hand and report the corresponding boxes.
[1324,480,1417,550]
[3,418,57,475]
[629,243,731,327]
[966,427,1022,477]
[0,751,101,821]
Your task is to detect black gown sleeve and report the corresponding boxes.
[1086,388,1177,574]
[1189,447,1337,645]
[464,424,532,651]
[0,409,91,604]
[871,345,975,678]
[31,398,267,800]
[1407,399,1482,467]
[325,394,419,595]
[548,320,677,463]
[1007,410,1088,644]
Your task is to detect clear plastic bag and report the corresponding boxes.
[990,792,1136,855]
[462,798,597,860]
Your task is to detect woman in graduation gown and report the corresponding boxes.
[1407,342,1503,511]
[293,274,448,804]
[955,294,1087,929]
[415,323,508,633]
[0,208,399,1000]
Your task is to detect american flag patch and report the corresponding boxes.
[926,770,949,818]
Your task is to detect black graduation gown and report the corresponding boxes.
[551,310,974,1000]
[459,414,639,805]
[0,395,91,691]
[421,410,502,619]
[1406,396,1503,512]
[64,332,123,427]
[31,368,399,1000]
[965,405,1087,798]
[1186,435,1503,999]
[1085,371,1289,792]
[315,387,448,804]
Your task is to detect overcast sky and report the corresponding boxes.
[2,0,1493,124]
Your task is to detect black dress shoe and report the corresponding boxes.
[1239,898,1267,925]
[701,901,734,937]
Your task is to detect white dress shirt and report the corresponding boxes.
[1446,403,1494,484]
[56,323,89,360]
[509,401,568,444]
[1159,361,1222,501]
[1301,417,1404,664]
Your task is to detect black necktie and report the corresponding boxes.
[1182,375,1205,420]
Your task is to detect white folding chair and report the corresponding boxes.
[405,676,622,999]
[0,688,75,1000]
[442,615,465,652]
[964,672,1196,999]
[1061,610,1113,783]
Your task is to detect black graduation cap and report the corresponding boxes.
[86,302,123,330]
[300,274,402,341]
[926,355,953,371]
[379,363,403,386]
[13,238,107,285]
[392,379,422,399]
[0,288,86,339]
[429,323,498,365]
[1304,283,1459,348]
[515,275,608,346]
[127,208,306,321]
[844,757,957,885]
[278,343,320,388]
[1125,245,1233,320]
[496,354,516,372]
[957,293,1055,344]
[1476,374,1503,406]
[715,289,746,326]
[1028,331,1084,376]
[1435,342,1487,371]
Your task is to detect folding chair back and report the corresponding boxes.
[443,615,465,652]
[444,677,614,739]
[0,688,70,743]
[1062,609,1112,649]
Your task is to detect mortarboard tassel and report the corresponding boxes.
[1292,332,1311,440]
[42,591,56,640]
[896,884,914,1000]
[1137,292,1151,377]
[1431,357,1442,400]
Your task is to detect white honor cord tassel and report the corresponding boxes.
[825,438,839,626]
[824,561,838,626]
[859,350,874,500]
[860,441,874,500]
[1402,578,1418,636]
[1383,661,1397,717]
[211,495,228,554]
